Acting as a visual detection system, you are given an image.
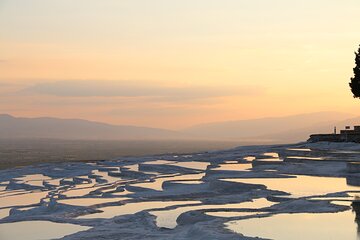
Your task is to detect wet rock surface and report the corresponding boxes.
[1,141,360,239]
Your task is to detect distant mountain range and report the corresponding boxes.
[0,112,358,143]
[182,111,356,143]
[0,114,183,140]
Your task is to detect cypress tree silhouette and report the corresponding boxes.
[350,45,360,98]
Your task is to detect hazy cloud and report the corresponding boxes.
[108,106,210,117]
[22,80,264,101]
[0,82,10,87]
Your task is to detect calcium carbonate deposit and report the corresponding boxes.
[1,142,360,240]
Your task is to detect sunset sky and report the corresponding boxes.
[1,0,360,129]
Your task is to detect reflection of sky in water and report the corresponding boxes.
[170,161,209,170]
[254,158,282,162]
[142,160,174,165]
[0,191,49,208]
[150,198,273,229]
[243,156,256,161]
[58,197,130,207]
[79,201,199,219]
[170,180,204,185]
[227,211,359,240]
[263,152,279,158]
[206,211,267,218]
[211,163,252,171]
[224,176,360,197]
[287,148,312,152]
[2,144,360,239]
[224,160,239,164]
[142,160,209,171]
[0,208,10,219]
[287,156,324,160]
[309,197,353,203]
[0,221,90,240]
[132,173,205,191]
[331,200,353,207]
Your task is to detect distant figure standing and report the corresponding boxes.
[334,126,337,134]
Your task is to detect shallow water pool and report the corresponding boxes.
[150,198,273,229]
[79,200,200,219]
[227,210,360,240]
[224,176,360,197]
[0,221,90,240]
